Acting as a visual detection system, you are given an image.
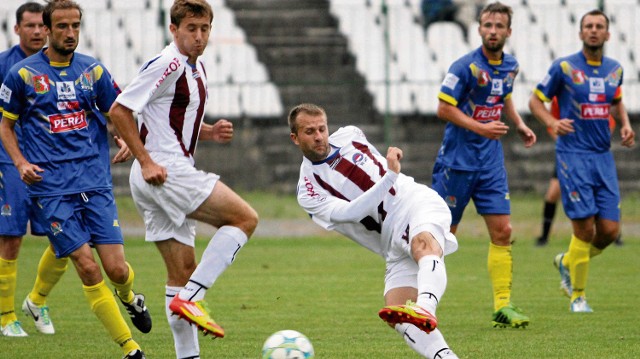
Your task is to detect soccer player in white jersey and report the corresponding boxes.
[109,1,258,358]
[290,103,459,359]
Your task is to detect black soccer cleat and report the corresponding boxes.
[123,349,146,359]
[117,291,152,333]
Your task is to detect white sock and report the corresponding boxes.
[179,226,248,302]
[416,255,447,316]
[166,286,200,359]
[395,324,457,359]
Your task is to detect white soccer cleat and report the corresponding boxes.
[1,320,28,337]
[570,296,593,313]
[553,253,572,297]
[22,297,55,334]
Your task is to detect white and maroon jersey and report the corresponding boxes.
[115,42,207,163]
[296,126,423,257]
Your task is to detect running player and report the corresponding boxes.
[0,1,149,357]
[431,2,535,328]
[0,1,69,338]
[529,9,635,312]
[109,1,258,358]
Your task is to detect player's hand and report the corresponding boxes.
[517,123,537,148]
[477,121,509,140]
[621,125,635,148]
[18,162,44,185]
[386,147,402,174]
[112,136,133,163]
[552,119,575,136]
[212,119,233,143]
[141,161,167,186]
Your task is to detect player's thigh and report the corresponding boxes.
[431,163,474,225]
[472,166,510,216]
[593,154,621,222]
[557,153,597,220]
[83,189,124,246]
[187,180,257,230]
[35,195,92,258]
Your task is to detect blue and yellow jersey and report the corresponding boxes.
[436,47,519,171]
[0,45,29,164]
[533,51,623,154]
[0,49,120,196]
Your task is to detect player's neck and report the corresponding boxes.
[582,47,603,63]
[43,47,73,64]
[19,44,39,57]
[481,46,503,62]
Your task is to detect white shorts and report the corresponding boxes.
[383,183,458,295]
[129,152,219,246]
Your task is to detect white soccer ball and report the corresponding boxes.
[261,329,315,359]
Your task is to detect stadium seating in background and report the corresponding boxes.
[0,0,283,119]
[1,0,639,115]
[330,0,640,114]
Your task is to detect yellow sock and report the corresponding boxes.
[83,280,140,355]
[590,245,603,258]
[488,243,513,311]
[0,257,18,326]
[565,234,591,301]
[111,262,134,304]
[29,246,69,306]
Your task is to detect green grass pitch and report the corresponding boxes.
[3,193,639,358]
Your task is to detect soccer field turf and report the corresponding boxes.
[5,229,639,358]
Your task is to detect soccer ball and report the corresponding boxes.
[261,329,315,359]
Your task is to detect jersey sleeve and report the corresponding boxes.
[533,60,564,103]
[329,171,397,223]
[296,171,341,230]
[115,54,181,113]
[93,63,121,113]
[437,60,470,106]
[0,67,26,121]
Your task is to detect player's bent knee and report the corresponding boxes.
[410,232,443,260]
[103,262,130,283]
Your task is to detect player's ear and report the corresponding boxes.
[290,132,299,146]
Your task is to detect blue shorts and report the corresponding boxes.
[431,162,511,225]
[0,163,47,236]
[33,189,124,258]
[556,151,620,221]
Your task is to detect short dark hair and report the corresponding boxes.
[43,0,82,29]
[478,2,513,28]
[170,0,214,26]
[288,103,326,134]
[16,2,44,26]
[580,9,609,30]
